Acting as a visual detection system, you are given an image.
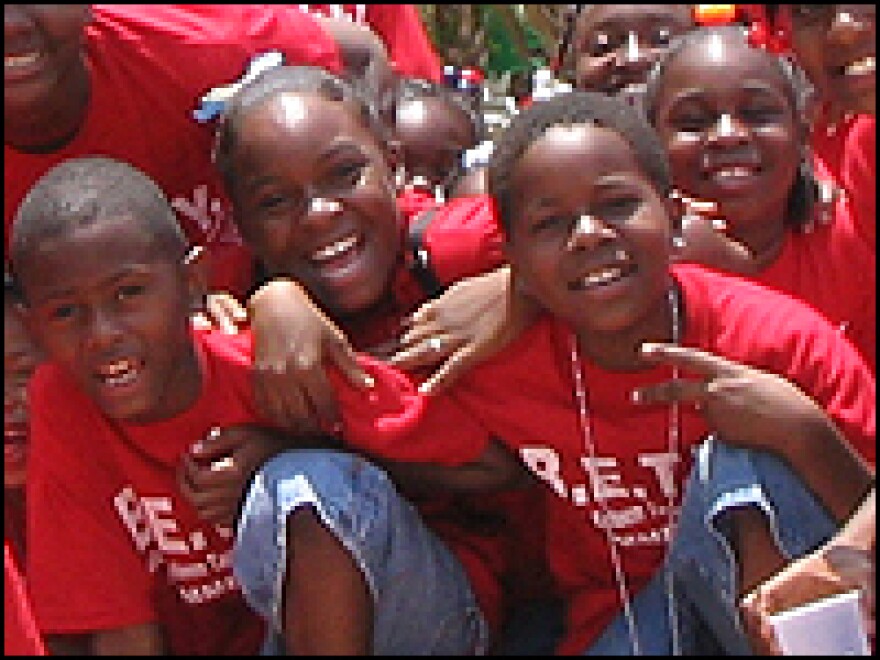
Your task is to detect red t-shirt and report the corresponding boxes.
[25,323,509,649]
[5,4,343,297]
[301,4,444,81]
[757,177,875,371]
[338,264,876,654]
[5,543,46,656]
[340,191,511,633]
[26,330,272,654]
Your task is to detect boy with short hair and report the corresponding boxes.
[12,156,520,654]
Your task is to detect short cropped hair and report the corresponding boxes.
[11,156,187,279]
[488,90,671,236]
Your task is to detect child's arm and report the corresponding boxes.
[635,342,874,522]
[390,265,540,394]
[90,623,165,655]
[247,278,374,433]
[375,439,533,497]
[740,488,875,653]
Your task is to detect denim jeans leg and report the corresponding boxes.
[234,449,488,655]
[666,435,838,654]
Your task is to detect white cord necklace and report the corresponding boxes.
[568,285,682,655]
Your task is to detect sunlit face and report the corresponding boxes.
[18,217,202,424]
[227,92,401,319]
[4,4,90,118]
[788,4,875,116]
[504,123,672,338]
[650,32,802,227]
[395,95,477,194]
[571,4,693,100]
[4,302,43,489]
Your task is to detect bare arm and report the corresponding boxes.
[91,623,165,655]
[375,439,533,497]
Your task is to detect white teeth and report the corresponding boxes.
[614,249,631,262]
[312,235,358,262]
[4,52,40,69]
[97,360,139,386]
[582,267,623,288]
[845,55,875,76]
[714,166,754,178]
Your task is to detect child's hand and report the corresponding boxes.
[248,279,373,433]
[740,544,874,654]
[179,425,290,525]
[672,210,759,276]
[389,266,538,394]
[633,343,831,459]
[191,292,249,334]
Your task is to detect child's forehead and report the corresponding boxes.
[580,4,692,29]
[516,123,646,182]
[663,34,790,91]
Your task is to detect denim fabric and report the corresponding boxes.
[579,436,838,655]
[234,449,488,655]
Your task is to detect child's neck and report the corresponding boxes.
[574,285,679,372]
[728,202,789,273]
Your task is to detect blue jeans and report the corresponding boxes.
[581,436,839,655]
[234,449,488,655]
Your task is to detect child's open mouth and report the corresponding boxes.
[569,250,636,292]
[95,357,144,389]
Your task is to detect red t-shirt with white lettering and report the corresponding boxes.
[336,264,876,654]
[26,330,271,654]
[5,4,343,297]
[25,324,507,650]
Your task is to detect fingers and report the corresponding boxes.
[418,346,477,395]
[632,378,709,408]
[253,364,312,432]
[388,333,458,370]
[740,590,783,655]
[326,338,374,391]
[206,293,248,334]
[178,452,240,526]
[640,342,739,379]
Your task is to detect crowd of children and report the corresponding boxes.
[4,4,875,656]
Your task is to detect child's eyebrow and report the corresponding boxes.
[29,268,148,304]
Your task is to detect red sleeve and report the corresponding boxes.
[25,369,156,635]
[682,268,876,466]
[365,5,443,81]
[422,194,506,285]
[328,356,492,466]
[843,115,876,248]
[4,544,46,656]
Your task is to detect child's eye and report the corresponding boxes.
[256,193,292,212]
[116,284,146,301]
[589,31,620,56]
[741,105,782,125]
[672,113,713,133]
[598,198,640,221]
[325,161,368,191]
[650,27,674,47]
[49,303,78,322]
[531,214,567,234]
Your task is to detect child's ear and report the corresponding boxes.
[182,245,209,314]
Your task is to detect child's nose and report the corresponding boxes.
[566,213,616,251]
[708,113,750,144]
[87,306,125,351]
